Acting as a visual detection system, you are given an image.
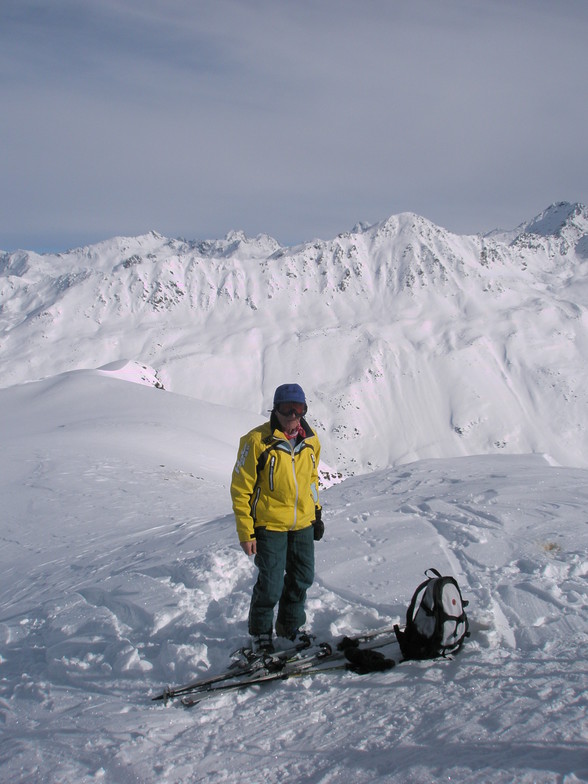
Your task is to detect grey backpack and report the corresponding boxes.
[394,569,469,660]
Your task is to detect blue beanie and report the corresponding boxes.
[273,383,306,407]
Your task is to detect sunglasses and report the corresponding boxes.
[276,402,307,417]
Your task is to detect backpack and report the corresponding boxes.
[394,568,469,660]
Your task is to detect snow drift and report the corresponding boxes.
[1,205,587,782]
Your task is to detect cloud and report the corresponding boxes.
[1,0,587,251]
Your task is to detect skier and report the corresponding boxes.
[231,383,323,652]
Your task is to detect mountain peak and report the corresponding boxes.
[196,230,281,259]
[485,201,588,247]
[523,201,587,237]
[1,201,588,472]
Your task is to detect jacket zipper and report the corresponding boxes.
[251,486,261,521]
[268,455,276,491]
[290,444,299,530]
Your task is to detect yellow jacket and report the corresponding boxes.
[231,417,321,542]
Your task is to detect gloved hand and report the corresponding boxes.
[312,507,324,541]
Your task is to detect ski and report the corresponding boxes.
[151,658,264,703]
[180,657,349,707]
[151,623,401,704]
[334,623,399,649]
[151,639,331,703]
[229,631,317,668]
[180,634,398,708]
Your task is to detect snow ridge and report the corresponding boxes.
[1,205,588,783]
[1,202,588,474]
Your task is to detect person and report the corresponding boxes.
[230,383,323,652]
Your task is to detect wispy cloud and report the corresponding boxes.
[1,0,587,251]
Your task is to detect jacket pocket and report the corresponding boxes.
[268,455,276,492]
[251,486,261,521]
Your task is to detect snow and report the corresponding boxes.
[1,205,588,782]
[2,202,588,474]
[1,364,587,783]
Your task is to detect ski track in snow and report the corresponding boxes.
[0,374,587,783]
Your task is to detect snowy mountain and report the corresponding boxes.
[1,202,588,473]
[1,205,588,783]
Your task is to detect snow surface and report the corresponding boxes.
[1,205,588,782]
[2,202,588,474]
[0,363,587,783]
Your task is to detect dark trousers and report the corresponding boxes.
[248,526,315,636]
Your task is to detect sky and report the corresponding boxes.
[1,0,587,253]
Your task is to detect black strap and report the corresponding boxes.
[343,646,395,674]
[256,443,277,474]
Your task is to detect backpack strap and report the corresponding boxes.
[406,576,433,624]
[393,573,433,659]
[256,438,278,475]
